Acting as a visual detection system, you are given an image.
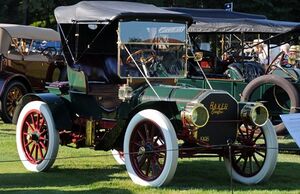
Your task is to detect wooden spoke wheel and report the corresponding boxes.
[16,101,59,172]
[224,120,278,184]
[1,81,27,123]
[124,109,178,187]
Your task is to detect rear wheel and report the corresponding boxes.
[224,120,278,184]
[1,81,28,123]
[124,109,178,187]
[16,101,59,172]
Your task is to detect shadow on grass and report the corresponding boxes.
[170,159,300,192]
[1,187,132,194]
[1,159,300,192]
[0,165,126,189]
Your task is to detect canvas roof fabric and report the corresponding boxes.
[166,7,300,33]
[0,23,60,41]
[54,1,192,24]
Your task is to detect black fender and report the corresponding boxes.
[112,100,180,150]
[12,93,72,131]
[0,71,32,97]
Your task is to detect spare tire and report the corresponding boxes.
[241,74,299,134]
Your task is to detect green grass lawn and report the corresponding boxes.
[1,121,300,194]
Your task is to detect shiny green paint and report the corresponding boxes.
[67,65,87,93]
[140,85,202,110]
[178,78,247,101]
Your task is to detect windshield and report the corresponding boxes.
[118,21,187,78]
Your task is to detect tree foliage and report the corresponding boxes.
[0,0,299,29]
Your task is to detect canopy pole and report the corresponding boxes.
[57,23,75,63]
[75,23,79,60]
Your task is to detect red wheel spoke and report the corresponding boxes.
[137,129,146,142]
[238,128,246,140]
[153,156,163,170]
[39,136,48,142]
[150,125,155,141]
[150,158,159,177]
[155,152,165,158]
[26,121,35,132]
[145,157,150,176]
[35,144,39,161]
[29,144,36,156]
[249,128,256,139]
[38,144,45,160]
[24,140,33,147]
[144,123,150,141]
[37,116,45,132]
[138,154,147,168]
[245,124,250,139]
[39,142,47,151]
[30,114,36,129]
[133,141,143,147]
[39,129,48,136]
[154,144,166,152]
[36,113,40,131]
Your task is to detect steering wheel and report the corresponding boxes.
[126,49,156,66]
[265,51,285,74]
[41,47,57,57]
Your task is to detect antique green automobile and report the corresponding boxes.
[167,7,300,134]
[13,1,277,187]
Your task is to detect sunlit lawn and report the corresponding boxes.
[1,121,300,193]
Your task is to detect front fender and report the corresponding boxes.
[128,101,180,121]
[12,93,72,131]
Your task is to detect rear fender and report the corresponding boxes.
[0,71,32,96]
[12,93,72,131]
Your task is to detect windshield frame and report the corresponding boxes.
[117,20,189,79]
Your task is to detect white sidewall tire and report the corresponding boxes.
[16,101,59,172]
[111,149,125,165]
[124,109,178,187]
[224,120,278,184]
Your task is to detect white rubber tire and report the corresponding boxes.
[16,101,59,172]
[111,149,125,165]
[224,119,278,184]
[124,109,178,187]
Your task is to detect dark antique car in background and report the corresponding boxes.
[0,24,65,123]
[13,1,277,187]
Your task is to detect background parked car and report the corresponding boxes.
[0,24,66,123]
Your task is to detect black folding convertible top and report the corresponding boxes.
[167,7,300,33]
[54,1,192,23]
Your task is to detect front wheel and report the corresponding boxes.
[111,149,125,165]
[16,101,59,172]
[124,109,178,187]
[224,120,278,184]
